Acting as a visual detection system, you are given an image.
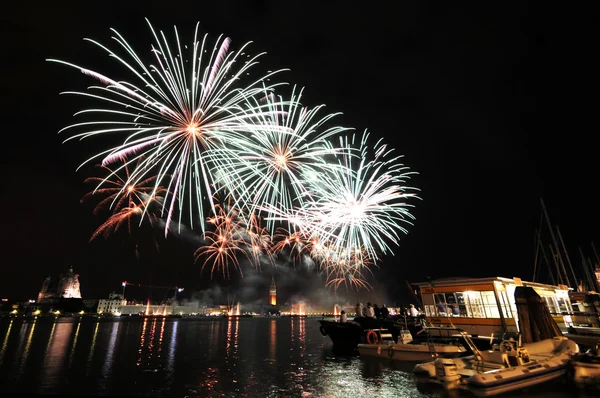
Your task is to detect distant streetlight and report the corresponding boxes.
[122,281,127,299]
[177,288,184,293]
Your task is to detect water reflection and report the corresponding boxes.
[137,317,168,371]
[158,318,165,360]
[40,321,74,391]
[225,317,240,386]
[269,319,276,361]
[16,319,37,378]
[0,319,14,366]
[288,317,310,394]
[68,319,81,368]
[100,321,120,380]
[0,317,586,398]
[86,321,100,375]
[166,321,177,376]
[136,317,148,367]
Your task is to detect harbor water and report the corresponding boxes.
[0,316,594,397]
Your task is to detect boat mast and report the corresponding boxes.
[591,241,600,265]
[538,238,557,285]
[557,227,579,289]
[540,198,573,287]
[533,226,542,282]
[588,256,600,292]
[578,247,593,292]
[549,244,566,286]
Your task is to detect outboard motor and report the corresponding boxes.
[434,358,461,390]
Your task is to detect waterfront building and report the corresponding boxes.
[120,300,201,316]
[97,292,127,316]
[37,266,82,302]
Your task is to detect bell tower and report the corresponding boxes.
[269,276,276,306]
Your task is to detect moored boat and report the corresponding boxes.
[569,343,600,387]
[358,327,467,362]
[318,315,425,352]
[318,319,364,351]
[414,336,579,396]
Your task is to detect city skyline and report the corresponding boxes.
[2,3,598,302]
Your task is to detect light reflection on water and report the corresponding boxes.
[0,319,13,366]
[0,316,593,398]
[40,321,73,392]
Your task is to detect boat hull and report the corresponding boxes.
[318,320,363,351]
[467,355,570,397]
[414,337,579,396]
[358,342,465,362]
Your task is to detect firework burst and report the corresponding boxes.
[266,131,419,274]
[195,200,274,278]
[212,85,351,232]
[81,160,165,215]
[52,20,420,289]
[49,19,288,236]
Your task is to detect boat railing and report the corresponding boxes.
[455,329,484,371]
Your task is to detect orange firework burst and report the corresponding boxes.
[322,251,374,291]
[90,200,155,241]
[246,213,275,268]
[81,162,165,216]
[89,197,163,258]
[195,201,273,278]
[83,161,168,257]
[194,228,247,279]
[272,227,305,261]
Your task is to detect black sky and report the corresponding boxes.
[1,2,597,304]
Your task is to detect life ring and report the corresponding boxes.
[366,330,379,345]
[320,325,328,336]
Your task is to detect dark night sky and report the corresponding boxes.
[1,2,597,304]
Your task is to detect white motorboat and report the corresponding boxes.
[358,327,467,362]
[414,335,579,397]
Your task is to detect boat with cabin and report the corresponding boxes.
[411,276,574,349]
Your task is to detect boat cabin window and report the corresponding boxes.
[480,291,501,318]
[541,295,560,314]
[498,290,515,319]
[539,294,571,315]
[423,290,506,318]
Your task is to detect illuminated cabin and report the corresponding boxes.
[413,276,573,338]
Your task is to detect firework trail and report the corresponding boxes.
[49,19,288,236]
